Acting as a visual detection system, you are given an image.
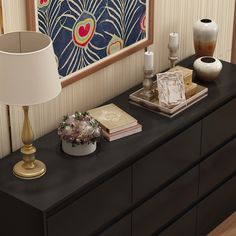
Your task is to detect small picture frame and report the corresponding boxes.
[157,72,186,108]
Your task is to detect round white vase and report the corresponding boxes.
[193,18,218,58]
[193,56,222,82]
[62,141,97,157]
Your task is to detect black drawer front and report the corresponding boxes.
[197,175,236,236]
[199,138,236,197]
[202,98,236,156]
[133,167,198,236]
[158,207,196,236]
[133,122,200,203]
[99,215,131,236]
[47,168,131,236]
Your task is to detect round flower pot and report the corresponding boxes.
[62,140,97,157]
[193,56,222,82]
[193,18,218,58]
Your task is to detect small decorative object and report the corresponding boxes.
[58,112,101,157]
[168,66,197,98]
[129,83,208,118]
[168,66,192,87]
[185,83,198,98]
[193,18,218,58]
[193,56,222,82]
[88,103,142,141]
[157,72,186,108]
[0,31,61,179]
[168,32,179,68]
[141,51,155,100]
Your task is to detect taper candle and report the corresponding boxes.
[144,51,154,70]
[169,33,179,48]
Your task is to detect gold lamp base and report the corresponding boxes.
[13,106,47,180]
[13,160,46,180]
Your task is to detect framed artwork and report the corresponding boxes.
[26,0,154,87]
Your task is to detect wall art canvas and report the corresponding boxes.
[26,0,154,87]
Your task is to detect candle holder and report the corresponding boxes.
[141,67,155,100]
[168,44,178,68]
[168,32,179,68]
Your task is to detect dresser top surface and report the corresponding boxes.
[0,55,236,213]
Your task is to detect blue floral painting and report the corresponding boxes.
[37,0,147,77]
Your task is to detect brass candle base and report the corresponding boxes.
[13,160,46,180]
[13,106,46,180]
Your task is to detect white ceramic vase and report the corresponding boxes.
[62,140,97,157]
[193,19,218,58]
[193,56,222,82]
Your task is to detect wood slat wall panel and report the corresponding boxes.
[232,2,236,63]
[0,0,12,158]
[151,0,235,72]
[2,0,26,32]
[3,0,235,150]
[0,106,10,158]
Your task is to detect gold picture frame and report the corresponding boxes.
[0,0,4,34]
[26,0,154,87]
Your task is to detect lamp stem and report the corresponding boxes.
[21,106,36,169]
[13,106,46,179]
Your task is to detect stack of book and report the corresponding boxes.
[88,103,142,141]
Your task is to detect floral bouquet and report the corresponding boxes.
[58,112,101,146]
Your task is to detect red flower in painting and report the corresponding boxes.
[40,0,48,4]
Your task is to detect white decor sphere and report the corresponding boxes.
[193,56,222,82]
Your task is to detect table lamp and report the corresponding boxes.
[0,31,62,179]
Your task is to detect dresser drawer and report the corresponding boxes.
[47,168,131,236]
[158,207,196,236]
[199,138,236,197]
[202,98,236,156]
[99,215,131,236]
[197,175,236,236]
[133,122,200,203]
[132,167,198,236]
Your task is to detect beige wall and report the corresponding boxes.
[0,106,10,158]
[1,0,235,152]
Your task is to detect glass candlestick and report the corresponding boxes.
[168,33,179,68]
[141,67,155,100]
[168,45,178,68]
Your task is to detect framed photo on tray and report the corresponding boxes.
[26,0,154,87]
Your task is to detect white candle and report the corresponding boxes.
[144,51,154,70]
[169,32,179,48]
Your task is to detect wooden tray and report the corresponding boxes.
[129,84,208,118]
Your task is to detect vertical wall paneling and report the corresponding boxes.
[4,0,235,151]
[151,0,235,72]
[2,0,27,32]
[231,1,236,63]
[0,0,4,34]
[0,0,11,158]
[0,106,10,158]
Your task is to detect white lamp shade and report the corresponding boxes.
[0,31,61,106]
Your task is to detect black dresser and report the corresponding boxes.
[1,56,236,236]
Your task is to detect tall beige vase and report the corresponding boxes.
[193,19,218,58]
